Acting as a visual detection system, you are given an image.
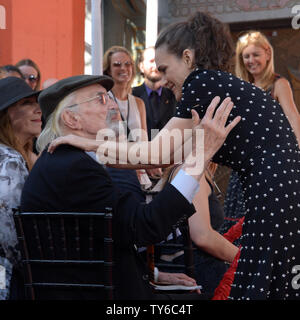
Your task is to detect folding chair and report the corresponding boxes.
[13,209,114,300]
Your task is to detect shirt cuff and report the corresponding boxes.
[170,169,200,204]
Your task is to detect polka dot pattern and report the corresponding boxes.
[176,69,300,300]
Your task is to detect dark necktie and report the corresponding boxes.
[149,91,159,124]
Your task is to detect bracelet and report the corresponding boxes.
[154,267,159,282]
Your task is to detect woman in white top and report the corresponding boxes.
[103,46,160,184]
[103,46,148,142]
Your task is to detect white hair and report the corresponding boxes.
[36,91,78,152]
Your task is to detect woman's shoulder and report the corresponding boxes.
[273,76,292,95]
[130,94,146,110]
[183,68,235,88]
[186,68,230,78]
[130,93,144,103]
[271,76,295,104]
[0,144,27,171]
[274,76,290,88]
[0,144,24,160]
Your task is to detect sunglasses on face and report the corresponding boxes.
[66,92,114,109]
[112,61,132,68]
[24,74,39,82]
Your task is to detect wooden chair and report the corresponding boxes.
[151,216,195,279]
[144,188,196,285]
[13,209,114,300]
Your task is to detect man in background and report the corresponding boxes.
[133,47,177,140]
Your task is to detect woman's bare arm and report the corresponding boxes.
[170,166,239,263]
[189,176,239,263]
[97,96,237,167]
[48,96,240,170]
[274,78,300,146]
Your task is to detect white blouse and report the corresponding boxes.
[110,92,144,142]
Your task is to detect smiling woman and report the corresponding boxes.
[102,45,157,188]
[7,97,42,147]
[235,31,300,145]
[0,77,41,300]
[103,46,148,142]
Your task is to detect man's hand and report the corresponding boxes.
[181,96,240,178]
[157,271,201,294]
[196,96,240,162]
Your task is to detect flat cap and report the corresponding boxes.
[38,74,114,121]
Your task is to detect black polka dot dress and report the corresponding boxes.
[176,68,300,300]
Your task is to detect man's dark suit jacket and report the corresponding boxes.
[132,83,177,140]
[20,145,195,300]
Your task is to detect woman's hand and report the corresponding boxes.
[47,135,99,154]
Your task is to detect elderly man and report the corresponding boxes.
[21,75,236,300]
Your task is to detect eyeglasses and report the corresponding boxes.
[66,92,114,109]
[24,74,39,82]
[112,61,132,68]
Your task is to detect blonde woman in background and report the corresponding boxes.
[235,30,300,144]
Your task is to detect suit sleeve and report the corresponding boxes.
[66,155,195,248]
[114,183,195,247]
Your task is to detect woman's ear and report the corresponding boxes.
[182,49,195,69]
[61,109,82,130]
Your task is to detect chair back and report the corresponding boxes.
[14,209,114,300]
[153,216,196,279]
[144,177,195,282]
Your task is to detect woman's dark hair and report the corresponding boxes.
[15,58,41,90]
[155,11,235,72]
[0,109,34,170]
[0,65,24,78]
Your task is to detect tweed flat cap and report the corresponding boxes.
[38,75,114,121]
[0,77,40,112]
